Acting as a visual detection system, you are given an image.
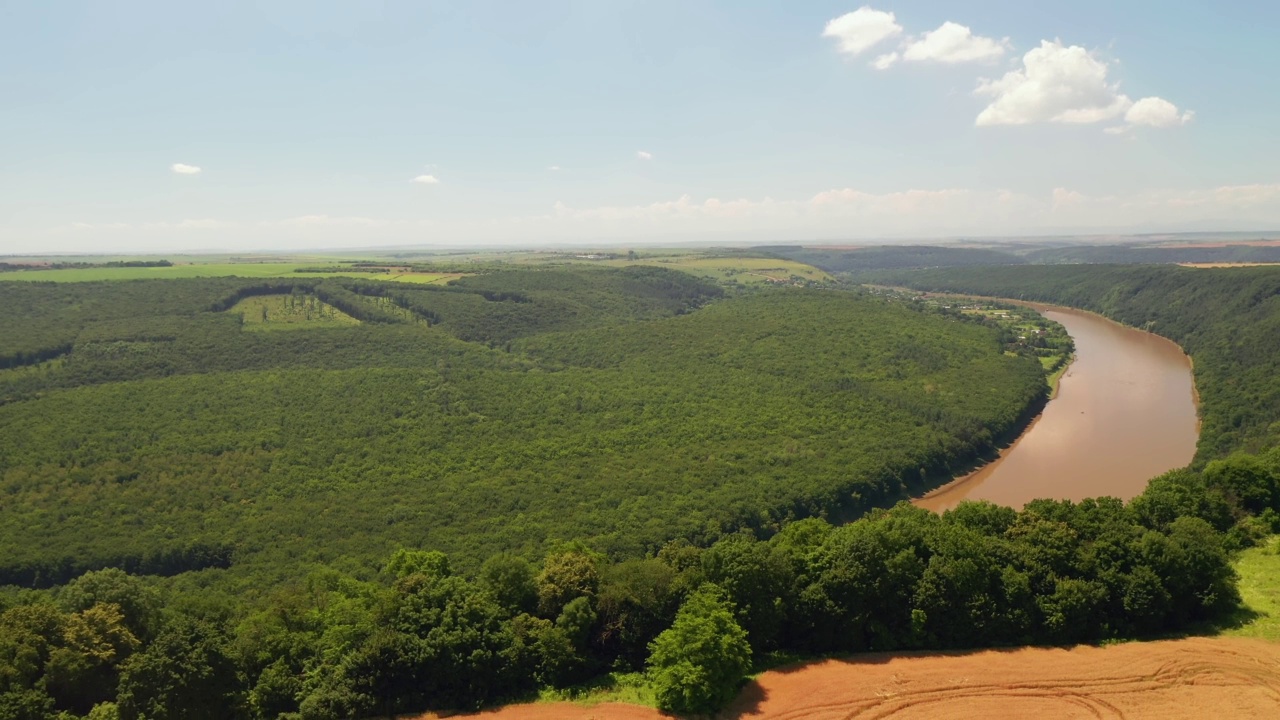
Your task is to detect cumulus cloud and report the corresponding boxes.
[823,7,902,56]
[898,22,1010,65]
[411,174,440,184]
[171,163,201,175]
[636,150,653,161]
[975,40,1135,126]
[1125,96,1194,127]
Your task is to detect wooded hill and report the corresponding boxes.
[3,263,1280,719]
[0,268,1044,587]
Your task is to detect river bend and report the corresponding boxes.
[916,305,1198,512]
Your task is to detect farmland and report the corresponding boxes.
[590,254,833,285]
[0,261,462,284]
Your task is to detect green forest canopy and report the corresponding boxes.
[0,267,1046,588]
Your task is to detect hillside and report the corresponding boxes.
[0,269,1044,586]
[2,263,1277,720]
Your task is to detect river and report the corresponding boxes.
[915,305,1199,512]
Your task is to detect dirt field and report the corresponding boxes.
[422,637,1280,720]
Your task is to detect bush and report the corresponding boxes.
[647,585,751,715]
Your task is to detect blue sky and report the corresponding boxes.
[3,1,1279,252]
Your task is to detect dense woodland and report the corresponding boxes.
[1,262,1278,719]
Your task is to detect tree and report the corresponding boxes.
[45,603,140,714]
[384,549,450,581]
[555,596,596,650]
[700,533,793,650]
[647,584,751,716]
[116,617,244,720]
[536,551,599,618]
[384,573,524,710]
[479,553,537,615]
[249,657,303,720]
[1204,454,1278,515]
[0,688,54,720]
[59,569,159,641]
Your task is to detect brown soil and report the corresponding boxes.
[724,637,1280,719]
[421,637,1280,720]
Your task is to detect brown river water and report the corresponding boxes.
[915,305,1199,512]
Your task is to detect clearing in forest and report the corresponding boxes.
[603,255,831,285]
[226,294,360,330]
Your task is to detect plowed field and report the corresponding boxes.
[418,637,1280,719]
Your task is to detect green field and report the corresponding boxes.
[490,250,834,285]
[1226,536,1280,641]
[0,262,460,284]
[600,255,833,285]
[227,294,361,330]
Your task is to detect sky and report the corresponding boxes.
[3,0,1280,253]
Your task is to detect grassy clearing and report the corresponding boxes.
[1225,536,1280,642]
[0,263,460,284]
[584,254,832,285]
[535,672,657,708]
[377,271,466,284]
[226,294,360,330]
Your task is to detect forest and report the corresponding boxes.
[1,262,1278,719]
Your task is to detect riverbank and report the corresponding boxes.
[1046,352,1074,399]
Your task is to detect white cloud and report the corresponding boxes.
[170,163,201,175]
[548,165,561,171]
[899,22,1010,65]
[823,7,902,56]
[1125,96,1194,128]
[636,150,653,161]
[975,40,1135,126]
[411,174,440,184]
[872,52,899,70]
[1051,187,1086,210]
